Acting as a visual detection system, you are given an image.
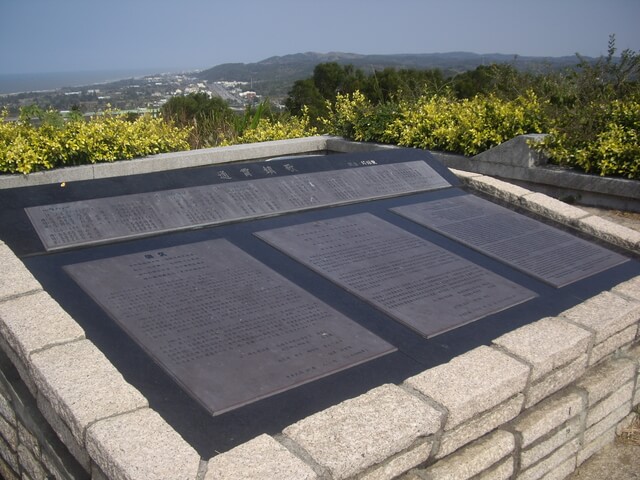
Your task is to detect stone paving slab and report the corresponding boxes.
[205,434,317,480]
[30,340,148,445]
[283,384,442,480]
[493,318,592,382]
[87,408,200,480]
[405,346,529,430]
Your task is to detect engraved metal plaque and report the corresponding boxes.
[392,195,629,287]
[27,161,450,251]
[64,239,395,415]
[255,214,536,338]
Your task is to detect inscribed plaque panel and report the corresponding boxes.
[392,195,629,287]
[255,213,536,338]
[64,239,395,415]
[26,161,450,251]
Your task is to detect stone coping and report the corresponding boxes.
[0,137,639,479]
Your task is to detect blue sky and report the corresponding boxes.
[1,0,639,74]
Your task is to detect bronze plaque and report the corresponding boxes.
[27,161,449,251]
[64,239,395,415]
[392,195,629,287]
[255,213,536,337]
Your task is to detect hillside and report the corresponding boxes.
[196,51,584,98]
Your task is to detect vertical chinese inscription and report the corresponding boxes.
[392,195,629,287]
[255,213,536,338]
[64,239,395,415]
[26,160,450,251]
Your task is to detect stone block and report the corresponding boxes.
[0,243,42,301]
[87,408,200,480]
[517,437,579,480]
[584,404,631,445]
[283,384,442,480]
[525,354,588,408]
[586,381,634,427]
[575,357,636,406]
[578,215,640,252]
[0,414,17,451]
[474,457,513,480]
[18,443,46,480]
[576,426,616,466]
[0,291,85,365]
[206,434,317,480]
[0,454,18,480]
[356,439,433,480]
[493,317,591,381]
[0,390,15,427]
[449,169,484,180]
[512,390,583,448]
[612,275,640,302]
[405,346,529,430]
[541,456,577,480]
[519,192,589,225]
[589,324,637,365]
[436,394,523,458]
[421,430,514,480]
[36,392,90,470]
[17,422,40,458]
[520,416,581,469]
[0,335,36,397]
[560,291,640,345]
[0,433,19,473]
[465,175,532,204]
[30,339,148,445]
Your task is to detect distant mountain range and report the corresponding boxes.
[196,51,585,97]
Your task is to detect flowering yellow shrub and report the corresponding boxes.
[225,111,317,145]
[382,91,547,155]
[0,109,191,174]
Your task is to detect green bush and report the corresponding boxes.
[0,108,191,174]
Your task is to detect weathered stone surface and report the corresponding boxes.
[519,192,589,225]
[359,440,433,480]
[465,175,533,204]
[578,215,640,252]
[422,430,514,480]
[560,291,640,344]
[589,324,637,365]
[0,335,36,397]
[405,346,529,430]
[512,390,583,448]
[87,408,200,480]
[449,169,484,180]
[575,357,636,406]
[0,243,42,301]
[577,426,616,466]
[493,318,591,381]
[0,390,15,426]
[206,434,316,480]
[436,395,523,458]
[0,431,19,473]
[584,404,631,445]
[0,291,85,363]
[525,354,588,408]
[474,457,514,480]
[586,381,634,427]
[283,384,442,480]
[17,422,39,458]
[612,276,640,302]
[543,456,577,480]
[18,443,45,480]
[30,339,148,445]
[0,415,17,451]
[517,437,580,480]
[520,416,581,469]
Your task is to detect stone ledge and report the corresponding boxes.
[612,276,640,302]
[0,243,42,302]
[87,408,200,480]
[577,215,640,252]
[283,384,442,480]
[493,317,592,382]
[0,291,85,368]
[30,340,148,446]
[517,192,590,226]
[404,346,529,430]
[205,434,317,480]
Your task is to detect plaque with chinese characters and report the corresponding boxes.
[26,161,450,251]
[64,239,396,415]
[392,195,629,287]
[255,213,536,337]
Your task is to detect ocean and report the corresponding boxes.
[0,68,182,95]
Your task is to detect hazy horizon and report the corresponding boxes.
[1,0,638,76]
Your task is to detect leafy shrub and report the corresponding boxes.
[0,108,191,174]
[224,109,317,145]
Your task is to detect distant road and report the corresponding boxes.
[209,83,241,103]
